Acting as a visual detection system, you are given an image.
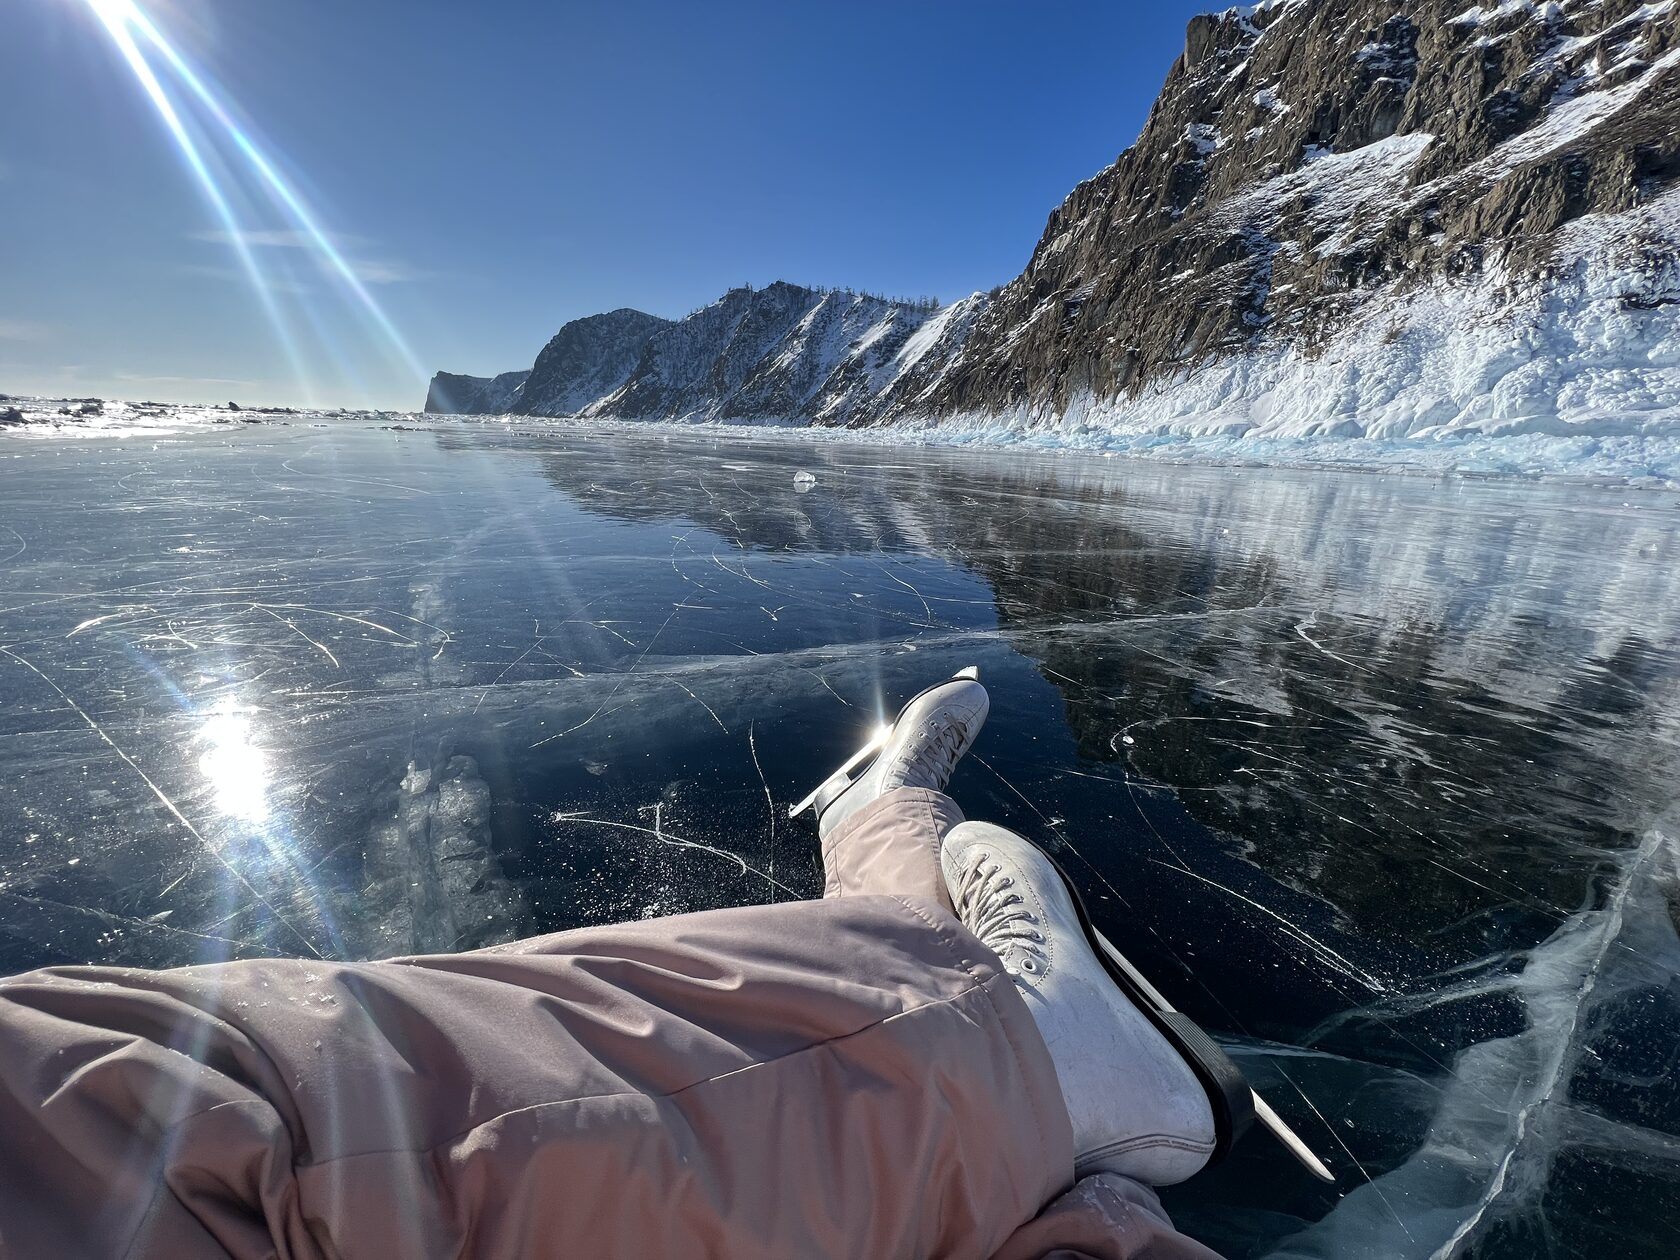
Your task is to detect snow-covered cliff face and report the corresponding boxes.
[429,0,1680,455]
[879,0,1680,440]
[517,308,672,416]
[588,282,940,424]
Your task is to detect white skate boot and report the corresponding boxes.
[795,668,989,843]
[941,822,1255,1186]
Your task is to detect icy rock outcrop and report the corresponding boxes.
[360,754,529,957]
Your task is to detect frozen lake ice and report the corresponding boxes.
[2,415,1677,1258]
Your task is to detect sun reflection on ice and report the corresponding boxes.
[197,701,271,823]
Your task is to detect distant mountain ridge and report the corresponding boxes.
[427,282,943,423]
[428,0,1680,452]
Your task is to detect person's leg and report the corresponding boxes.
[809,675,1233,1188]
[0,668,1226,1259]
[814,685,1231,1257]
[821,785,964,908]
[0,893,1073,1260]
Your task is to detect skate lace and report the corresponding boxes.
[896,717,968,789]
[952,853,1048,977]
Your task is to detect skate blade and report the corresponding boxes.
[1252,1091,1335,1183]
[788,665,983,819]
[788,724,891,818]
[1091,927,1335,1183]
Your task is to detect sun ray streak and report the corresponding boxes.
[84,0,311,397]
[83,0,424,395]
[115,1,427,381]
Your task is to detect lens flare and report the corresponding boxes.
[83,0,426,395]
[118,4,428,381]
[85,0,310,395]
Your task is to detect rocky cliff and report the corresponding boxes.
[430,0,1680,449]
[518,308,672,416]
[586,282,941,424]
[881,0,1680,430]
[423,369,529,415]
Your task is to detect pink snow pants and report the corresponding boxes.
[0,788,1220,1259]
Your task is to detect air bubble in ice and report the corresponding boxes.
[793,470,817,491]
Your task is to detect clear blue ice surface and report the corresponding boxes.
[2,414,1678,1258]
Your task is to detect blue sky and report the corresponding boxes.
[3,0,1216,409]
